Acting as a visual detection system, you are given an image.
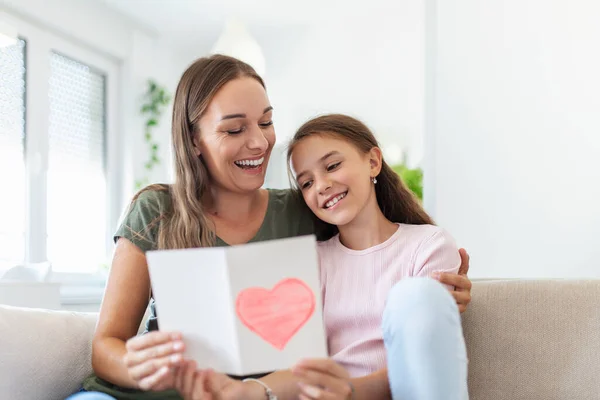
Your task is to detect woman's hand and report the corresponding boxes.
[174,362,260,400]
[123,331,186,391]
[292,358,354,400]
[433,248,473,313]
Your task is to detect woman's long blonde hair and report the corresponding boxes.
[130,55,265,249]
[287,114,434,241]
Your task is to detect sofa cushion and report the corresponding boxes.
[0,305,97,400]
[462,280,600,400]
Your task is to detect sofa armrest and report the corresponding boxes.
[0,305,98,400]
[463,280,600,400]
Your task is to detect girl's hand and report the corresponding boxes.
[175,362,260,400]
[292,358,354,400]
[123,331,186,391]
[174,361,211,400]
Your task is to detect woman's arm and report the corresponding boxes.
[92,238,184,389]
[433,248,472,313]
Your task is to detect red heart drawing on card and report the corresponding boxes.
[235,278,315,350]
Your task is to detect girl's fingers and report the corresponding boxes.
[295,358,350,379]
[183,360,198,397]
[295,368,350,395]
[174,360,187,393]
[192,370,210,400]
[298,382,338,400]
[152,367,177,392]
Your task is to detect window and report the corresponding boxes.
[0,16,120,277]
[0,38,26,269]
[47,52,108,273]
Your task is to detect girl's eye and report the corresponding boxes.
[227,127,244,135]
[327,162,341,172]
[301,180,313,190]
[259,121,273,128]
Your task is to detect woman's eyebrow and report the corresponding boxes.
[220,106,273,121]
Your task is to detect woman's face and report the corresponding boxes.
[290,134,379,227]
[195,77,275,193]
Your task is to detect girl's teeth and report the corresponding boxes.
[325,192,346,208]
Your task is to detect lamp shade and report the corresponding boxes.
[0,21,18,48]
[211,18,266,77]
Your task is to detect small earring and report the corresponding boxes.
[372,177,377,184]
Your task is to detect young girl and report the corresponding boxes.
[285,114,469,400]
[173,114,469,400]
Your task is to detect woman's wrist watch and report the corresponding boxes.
[242,378,278,400]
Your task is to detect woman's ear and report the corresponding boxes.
[192,133,202,157]
[368,147,383,177]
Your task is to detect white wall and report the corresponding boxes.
[427,0,600,278]
[254,3,425,187]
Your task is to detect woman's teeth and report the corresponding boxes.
[235,157,264,168]
[325,192,347,209]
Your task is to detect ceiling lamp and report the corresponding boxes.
[211,17,266,77]
[0,21,18,48]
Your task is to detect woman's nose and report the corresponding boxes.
[246,125,269,152]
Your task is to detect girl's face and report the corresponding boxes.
[194,77,275,193]
[290,134,380,227]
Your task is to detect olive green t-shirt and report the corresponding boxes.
[83,186,315,399]
[115,186,315,252]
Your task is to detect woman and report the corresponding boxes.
[75,55,472,400]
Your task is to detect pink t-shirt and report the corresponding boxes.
[317,223,461,377]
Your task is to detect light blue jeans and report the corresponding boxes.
[66,392,116,400]
[69,277,468,400]
[383,277,469,400]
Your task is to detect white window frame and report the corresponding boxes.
[2,11,122,287]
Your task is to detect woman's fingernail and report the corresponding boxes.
[171,332,182,340]
[431,272,440,279]
[173,341,184,351]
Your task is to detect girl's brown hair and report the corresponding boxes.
[287,114,434,241]
[131,55,265,249]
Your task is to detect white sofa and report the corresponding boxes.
[1,280,599,400]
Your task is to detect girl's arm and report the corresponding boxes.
[351,368,391,400]
[292,359,391,400]
[174,364,391,400]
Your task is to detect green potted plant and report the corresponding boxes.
[135,80,172,190]
[391,163,423,201]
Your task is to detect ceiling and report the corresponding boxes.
[93,0,399,57]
